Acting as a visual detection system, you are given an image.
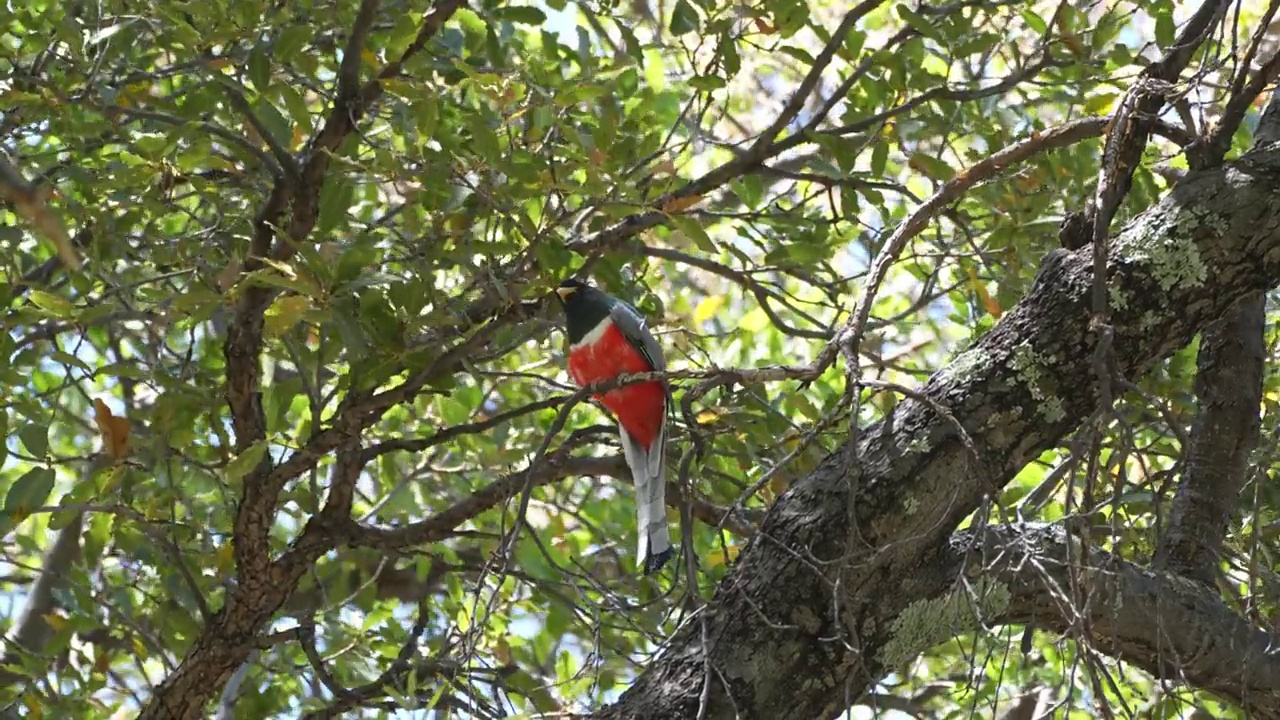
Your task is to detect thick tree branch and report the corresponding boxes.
[138,441,367,719]
[0,515,83,688]
[145,4,468,716]
[223,0,467,584]
[1057,0,1225,254]
[1154,293,1264,583]
[596,137,1280,719]
[955,524,1280,716]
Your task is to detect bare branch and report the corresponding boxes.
[747,0,887,155]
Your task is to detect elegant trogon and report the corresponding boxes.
[554,278,674,574]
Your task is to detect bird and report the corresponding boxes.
[554,278,674,575]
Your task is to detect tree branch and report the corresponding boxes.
[960,524,1280,716]
[595,136,1280,719]
[142,6,470,715]
[344,453,626,550]
[1154,293,1264,583]
[0,515,83,688]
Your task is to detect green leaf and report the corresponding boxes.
[494,6,547,24]
[688,75,726,92]
[670,216,716,254]
[275,25,312,59]
[778,45,815,65]
[841,30,866,60]
[99,362,148,380]
[386,13,420,58]
[317,175,356,237]
[18,423,48,458]
[29,290,74,317]
[953,32,1000,57]
[1154,9,1175,48]
[226,441,269,484]
[5,467,55,522]
[49,350,93,373]
[896,6,940,40]
[252,98,292,147]
[1020,9,1048,34]
[278,84,313,130]
[248,47,272,91]
[870,140,889,176]
[415,95,439,139]
[909,152,954,181]
[669,0,699,35]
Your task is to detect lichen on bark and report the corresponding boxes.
[879,578,1012,669]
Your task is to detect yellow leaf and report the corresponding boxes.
[740,307,769,332]
[692,295,725,326]
[260,257,299,278]
[447,213,472,233]
[695,407,725,425]
[493,637,513,665]
[966,266,1002,318]
[265,295,311,338]
[705,544,741,568]
[93,398,132,459]
[661,194,703,213]
[769,475,790,499]
[216,542,235,574]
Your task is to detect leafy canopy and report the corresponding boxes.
[0,0,1275,717]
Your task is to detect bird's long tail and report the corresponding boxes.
[618,425,672,574]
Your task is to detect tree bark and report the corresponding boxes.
[1154,293,1265,583]
[597,145,1280,718]
[975,524,1280,717]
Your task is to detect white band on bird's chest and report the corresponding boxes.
[570,316,613,351]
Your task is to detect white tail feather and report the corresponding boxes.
[618,425,672,574]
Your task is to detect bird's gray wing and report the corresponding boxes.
[608,300,666,372]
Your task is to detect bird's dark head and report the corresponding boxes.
[554,278,589,305]
[554,278,612,343]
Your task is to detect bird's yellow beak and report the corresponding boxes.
[555,286,577,301]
